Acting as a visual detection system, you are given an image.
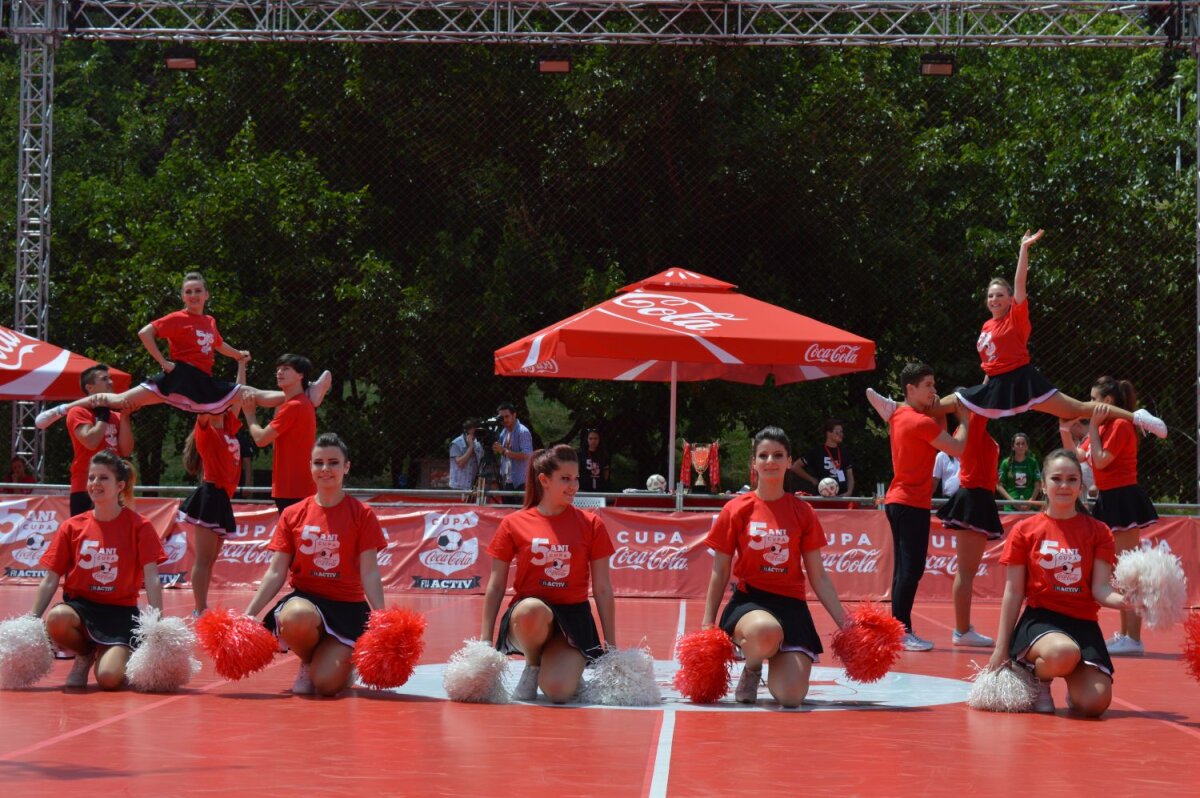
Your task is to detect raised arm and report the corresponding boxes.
[1013,228,1044,305]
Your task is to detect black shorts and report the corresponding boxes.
[263,589,370,648]
[1009,605,1114,678]
[141,360,240,414]
[496,597,604,661]
[718,584,822,662]
[1093,485,1158,532]
[178,482,237,537]
[937,487,1004,539]
[60,594,140,649]
[956,364,1058,419]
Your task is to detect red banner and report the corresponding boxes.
[1,495,1197,605]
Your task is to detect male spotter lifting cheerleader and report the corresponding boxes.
[36,272,332,428]
[866,230,1167,437]
[701,426,847,707]
[480,445,617,703]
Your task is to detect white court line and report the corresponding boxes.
[645,707,677,798]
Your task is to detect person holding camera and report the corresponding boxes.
[449,419,485,497]
[67,365,135,517]
[493,402,533,497]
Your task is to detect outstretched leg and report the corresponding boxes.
[1033,393,1166,438]
[36,386,162,429]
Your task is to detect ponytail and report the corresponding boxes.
[522,444,578,509]
[182,432,202,478]
[1092,375,1137,413]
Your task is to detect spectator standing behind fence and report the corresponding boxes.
[791,418,855,496]
[578,428,610,492]
[67,365,135,517]
[8,456,36,494]
[449,419,484,495]
[493,402,533,495]
[998,433,1042,510]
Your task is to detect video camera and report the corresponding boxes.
[473,416,502,448]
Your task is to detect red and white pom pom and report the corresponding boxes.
[579,646,661,706]
[443,639,510,704]
[351,607,427,689]
[673,628,735,703]
[126,607,201,693]
[1182,612,1200,682]
[832,603,905,683]
[967,663,1038,712]
[1114,546,1189,630]
[195,608,278,681]
[0,615,54,690]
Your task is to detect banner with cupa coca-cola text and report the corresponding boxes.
[1,495,1198,605]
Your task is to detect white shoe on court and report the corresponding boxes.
[35,403,69,430]
[1033,680,1055,714]
[866,388,897,422]
[1132,408,1167,439]
[1106,633,1144,657]
[65,651,95,688]
[292,663,314,695]
[306,370,332,408]
[734,665,762,704]
[901,632,934,652]
[952,626,994,647]
[512,665,540,701]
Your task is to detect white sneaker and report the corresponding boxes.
[1033,680,1055,713]
[1106,633,1145,657]
[866,388,897,422]
[1133,408,1168,439]
[35,403,69,430]
[512,665,540,701]
[901,632,934,652]
[734,665,762,704]
[291,663,314,695]
[306,370,332,408]
[65,651,95,688]
[952,626,994,647]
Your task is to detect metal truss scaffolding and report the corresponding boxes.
[4,1,1200,489]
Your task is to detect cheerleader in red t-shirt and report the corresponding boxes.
[866,231,1167,438]
[936,405,1004,649]
[986,449,1128,716]
[29,451,166,690]
[1060,376,1157,657]
[244,433,387,697]
[35,272,332,429]
[481,444,616,703]
[701,427,847,708]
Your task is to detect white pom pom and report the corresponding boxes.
[126,608,201,693]
[966,663,1038,712]
[0,615,54,690]
[1114,546,1189,630]
[443,639,510,704]
[578,646,661,707]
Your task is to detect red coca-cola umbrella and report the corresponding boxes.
[494,268,875,486]
[0,325,132,400]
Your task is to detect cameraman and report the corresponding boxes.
[493,402,533,498]
[449,418,484,497]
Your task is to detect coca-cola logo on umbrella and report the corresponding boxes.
[0,328,42,372]
[608,292,746,333]
[804,344,863,366]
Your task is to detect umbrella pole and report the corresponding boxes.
[668,362,677,494]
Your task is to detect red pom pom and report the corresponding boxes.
[1182,612,1200,682]
[673,627,735,703]
[351,607,427,689]
[195,608,278,681]
[832,603,905,683]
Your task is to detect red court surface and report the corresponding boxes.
[2,587,1199,797]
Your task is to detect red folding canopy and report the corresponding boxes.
[0,325,132,400]
[494,268,876,485]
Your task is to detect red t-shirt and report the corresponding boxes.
[487,506,615,604]
[885,405,943,509]
[976,298,1032,376]
[1086,418,1138,491]
[268,395,316,499]
[705,491,826,600]
[1001,512,1115,621]
[267,495,386,603]
[958,412,999,491]
[195,413,242,497]
[151,310,225,375]
[40,508,166,606]
[67,406,123,493]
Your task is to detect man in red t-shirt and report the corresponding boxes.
[67,365,134,516]
[877,363,969,652]
[242,354,317,512]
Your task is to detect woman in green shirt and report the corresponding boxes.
[997,432,1042,510]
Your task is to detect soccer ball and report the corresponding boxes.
[646,474,667,492]
[818,478,840,497]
